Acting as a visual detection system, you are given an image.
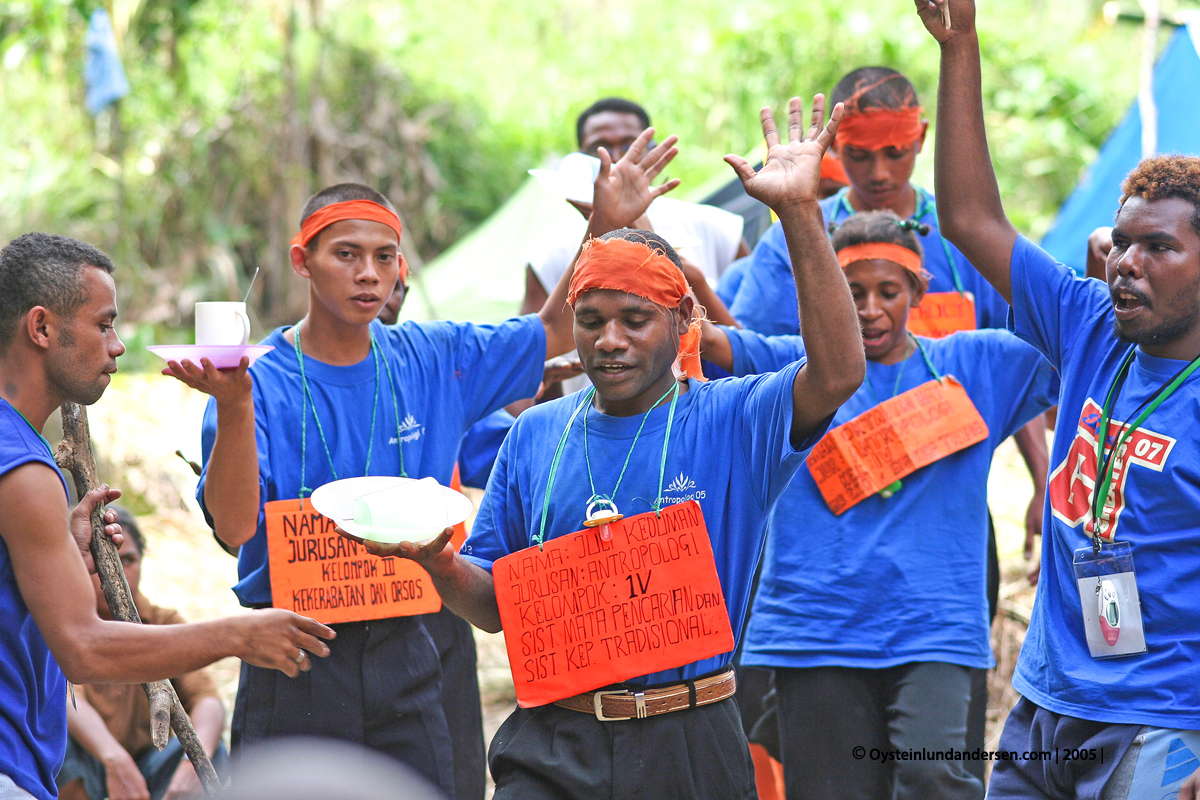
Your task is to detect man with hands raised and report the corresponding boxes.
[918,1,1200,797]
[0,233,333,800]
[368,95,863,799]
[164,131,680,797]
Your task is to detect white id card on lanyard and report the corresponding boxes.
[1072,541,1147,659]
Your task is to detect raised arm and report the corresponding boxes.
[917,0,1019,302]
[0,468,334,684]
[164,358,259,547]
[538,129,680,359]
[726,96,865,443]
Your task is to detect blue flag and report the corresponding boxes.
[84,8,129,115]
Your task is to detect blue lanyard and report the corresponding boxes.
[833,187,965,295]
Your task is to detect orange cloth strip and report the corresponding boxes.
[837,242,923,275]
[821,152,848,184]
[568,237,706,381]
[835,107,924,152]
[290,200,408,281]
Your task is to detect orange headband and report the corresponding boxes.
[568,237,706,381]
[835,107,924,152]
[821,152,849,184]
[837,242,923,275]
[291,200,408,281]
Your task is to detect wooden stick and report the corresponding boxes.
[941,0,952,29]
[55,402,223,797]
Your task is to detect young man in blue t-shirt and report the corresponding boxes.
[920,1,1200,797]
[728,67,1050,777]
[365,95,865,799]
[0,233,334,800]
[165,132,683,797]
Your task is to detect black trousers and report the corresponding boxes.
[965,516,1002,784]
[489,696,757,800]
[422,607,486,800]
[231,615,455,798]
[774,662,983,800]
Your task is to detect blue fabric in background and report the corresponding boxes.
[1040,24,1200,275]
[84,8,129,115]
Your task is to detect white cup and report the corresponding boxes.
[195,302,250,346]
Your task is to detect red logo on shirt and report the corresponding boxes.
[1047,398,1175,540]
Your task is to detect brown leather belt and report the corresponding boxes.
[553,669,736,721]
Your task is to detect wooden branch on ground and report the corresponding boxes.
[55,402,223,797]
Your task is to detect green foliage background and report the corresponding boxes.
[0,0,1177,341]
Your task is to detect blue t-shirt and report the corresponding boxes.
[457,409,515,490]
[722,330,1057,670]
[198,316,546,607]
[715,255,751,308]
[727,187,1010,335]
[1008,235,1200,729]
[461,363,827,687]
[0,400,69,800]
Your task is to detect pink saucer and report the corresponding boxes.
[147,344,274,370]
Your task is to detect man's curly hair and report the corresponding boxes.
[1120,155,1200,235]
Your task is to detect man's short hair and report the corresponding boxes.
[0,233,115,353]
[110,505,147,556]
[597,228,682,268]
[299,184,398,251]
[1120,155,1200,236]
[575,98,652,147]
[831,67,920,113]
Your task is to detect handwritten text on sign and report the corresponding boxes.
[906,291,977,338]
[493,501,734,708]
[807,377,988,515]
[265,498,450,624]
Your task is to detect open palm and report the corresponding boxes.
[591,128,681,232]
[725,95,843,212]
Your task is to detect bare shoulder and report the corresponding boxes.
[0,461,71,548]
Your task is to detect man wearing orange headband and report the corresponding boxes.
[366,95,864,799]
[727,65,1051,783]
[164,129,679,800]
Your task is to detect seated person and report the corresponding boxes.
[58,507,229,800]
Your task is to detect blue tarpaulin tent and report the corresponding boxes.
[1041,21,1200,274]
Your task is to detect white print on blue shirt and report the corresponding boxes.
[390,414,425,445]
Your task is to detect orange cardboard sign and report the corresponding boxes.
[807,378,989,515]
[493,501,734,708]
[907,291,977,338]
[265,497,467,624]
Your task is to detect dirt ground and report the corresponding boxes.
[66,371,1042,795]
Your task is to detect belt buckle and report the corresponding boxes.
[593,689,647,721]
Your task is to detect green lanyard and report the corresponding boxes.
[863,335,942,404]
[834,188,965,295]
[1091,346,1200,552]
[293,325,408,498]
[535,382,681,549]
[13,407,54,459]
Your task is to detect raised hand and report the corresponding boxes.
[590,128,681,233]
[163,356,252,406]
[360,526,456,570]
[914,0,975,42]
[725,95,843,213]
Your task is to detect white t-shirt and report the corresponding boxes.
[526,196,745,293]
[527,196,744,393]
